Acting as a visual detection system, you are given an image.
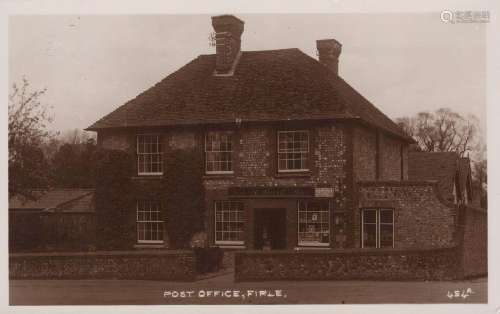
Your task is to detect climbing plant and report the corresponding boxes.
[94,148,134,250]
[164,149,205,249]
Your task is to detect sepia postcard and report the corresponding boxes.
[1,1,498,313]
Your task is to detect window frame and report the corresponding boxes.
[297,200,331,247]
[214,200,245,246]
[136,200,164,244]
[361,208,394,249]
[204,131,234,175]
[136,134,164,176]
[277,130,310,173]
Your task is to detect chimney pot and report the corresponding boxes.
[211,15,245,74]
[316,39,342,75]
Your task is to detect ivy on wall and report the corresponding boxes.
[94,146,205,250]
[94,148,134,250]
[164,149,205,249]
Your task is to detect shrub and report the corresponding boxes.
[194,247,224,274]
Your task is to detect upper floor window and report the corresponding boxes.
[361,208,394,248]
[278,130,309,172]
[205,131,233,174]
[137,134,163,175]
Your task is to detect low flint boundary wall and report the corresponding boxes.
[10,250,195,281]
[235,247,460,281]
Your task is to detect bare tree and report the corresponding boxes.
[59,128,96,145]
[473,158,487,206]
[396,108,479,157]
[8,78,54,198]
[398,108,486,208]
[471,143,487,209]
[40,129,97,160]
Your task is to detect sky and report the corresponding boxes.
[8,13,486,135]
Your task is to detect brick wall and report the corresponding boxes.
[203,122,349,247]
[168,129,197,150]
[237,127,270,177]
[99,129,132,151]
[9,250,195,281]
[9,212,43,252]
[97,122,420,251]
[40,212,96,251]
[352,126,376,181]
[204,123,348,189]
[98,122,349,193]
[460,206,487,278]
[234,204,487,281]
[9,212,95,252]
[352,126,407,182]
[379,133,402,180]
[401,144,409,180]
[357,181,458,249]
[235,248,460,281]
[314,124,347,184]
[95,122,374,250]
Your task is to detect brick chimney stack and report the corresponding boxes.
[211,15,245,75]
[316,39,342,75]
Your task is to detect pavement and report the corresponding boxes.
[9,271,487,305]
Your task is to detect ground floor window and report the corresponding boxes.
[361,208,394,248]
[298,200,330,247]
[136,200,164,243]
[215,200,245,245]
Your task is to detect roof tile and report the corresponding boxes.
[408,152,459,202]
[9,189,94,212]
[87,49,410,141]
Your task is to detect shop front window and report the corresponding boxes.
[298,200,330,247]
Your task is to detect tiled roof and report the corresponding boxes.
[9,189,95,212]
[58,192,95,213]
[408,152,460,202]
[87,49,411,141]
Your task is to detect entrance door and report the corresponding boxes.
[254,208,287,250]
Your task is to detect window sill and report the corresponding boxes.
[294,246,331,250]
[216,245,246,249]
[203,173,235,179]
[206,171,234,175]
[275,171,311,178]
[134,243,166,249]
[132,175,163,180]
[138,172,163,175]
[215,241,245,249]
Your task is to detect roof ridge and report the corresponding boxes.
[243,48,301,53]
[199,48,301,57]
